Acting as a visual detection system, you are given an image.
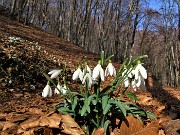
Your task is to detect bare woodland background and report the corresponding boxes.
[0,0,179,87]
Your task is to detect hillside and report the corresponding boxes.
[0,14,180,135]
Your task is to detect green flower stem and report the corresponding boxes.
[94,77,101,128]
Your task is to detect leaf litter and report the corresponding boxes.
[0,14,180,135]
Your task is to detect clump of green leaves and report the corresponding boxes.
[44,52,156,134]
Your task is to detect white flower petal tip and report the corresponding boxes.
[72,68,83,81]
[48,69,61,79]
[92,64,104,81]
[42,84,52,97]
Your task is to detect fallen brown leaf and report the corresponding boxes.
[0,113,7,120]
[161,119,180,135]
[93,128,105,135]
[61,114,85,135]
[158,129,165,135]
[20,117,40,131]
[2,121,18,134]
[39,113,62,128]
[118,115,159,135]
[28,108,44,115]
[0,121,5,130]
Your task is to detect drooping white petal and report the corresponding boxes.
[82,73,92,86]
[113,67,116,77]
[135,66,139,80]
[83,65,91,76]
[55,83,61,94]
[86,65,92,76]
[139,65,147,79]
[124,78,130,87]
[100,67,105,81]
[48,69,58,75]
[128,68,134,78]
[49,87,52,97]
[105,66,109,76]
[135,73,142,87]
[132,80,137,91]
[79,70,83,81]
[105,63,116,77]
[50,70,61,79]
[72,68,83,81]
[92,64,104,81]
[42,85,52,97]
[109,63,114,76]
[72,68,80,80]
[135,64,147,80]
[140,79,146,91]
[61,85,67,95]
[92,64,100,79]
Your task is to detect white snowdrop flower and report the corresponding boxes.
[105,62,116,77]
[134,62,147,89]
[42,82,52,97]
[82,73,93,86]
[72,67,83,81]
[54,82,62,94]
[92,61,104,81]
[83,65,91,76]
[134,63,147,80]
[48,69,61,79]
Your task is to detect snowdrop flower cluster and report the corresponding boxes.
[72,60,116,86]
[54,82,67,95]
[8,36,21,43]
[122,61,147,91]
[42,69,67,97]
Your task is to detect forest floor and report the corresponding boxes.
[0,14,180,135]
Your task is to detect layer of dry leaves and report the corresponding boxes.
[0,14,180,135]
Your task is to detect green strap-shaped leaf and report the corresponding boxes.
[102,95,108,110]
[103,104,112,115]
[58,107,74,114]
[87,94,96,105]
[115,101,127,116]
[92,99,97,105]
[81,105,87,116]
[125,91,138,100]
[146,111,156,120]
[72,96,78,110]
[103,120,110,133]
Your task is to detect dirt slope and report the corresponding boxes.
[0,14,180,135]
[0,15,99,69]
